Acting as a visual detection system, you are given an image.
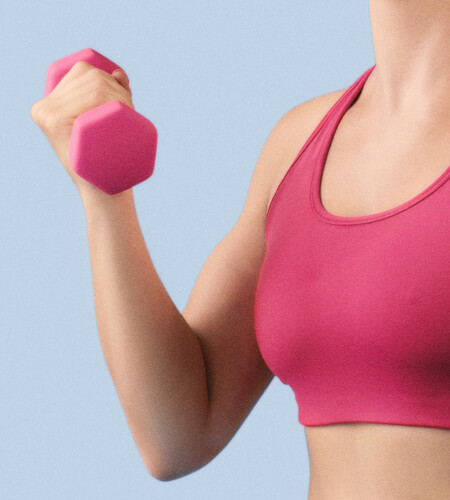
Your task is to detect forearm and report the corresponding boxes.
[81,189,209,479]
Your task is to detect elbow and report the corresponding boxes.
[145,462,174,482]
[149,468,177,482]
[144,454,177,482]
[144,451,210,482]
[146,461,193,482]
[141,431,214,481]
[149,468,189,482]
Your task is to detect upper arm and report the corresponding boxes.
[181,87,347,469]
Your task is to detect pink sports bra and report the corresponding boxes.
[254,64,450,429]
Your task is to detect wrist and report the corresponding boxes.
[80,184,135,216]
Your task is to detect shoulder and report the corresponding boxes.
[281,87,347,130]
[265,87,348,212]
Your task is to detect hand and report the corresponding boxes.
[31,61,135,196]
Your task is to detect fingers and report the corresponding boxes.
[53,80,133,125]
[49,61,131,102]
[54,64,133,110]
[51,60,97,94]
[31,61,134,131]
[112,69,132,95]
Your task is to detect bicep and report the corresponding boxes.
[181,103,311,463]
[181,88,346,466]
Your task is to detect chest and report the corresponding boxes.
[255,118,450,424]
[319,111,450,218]
[258,208,450,385]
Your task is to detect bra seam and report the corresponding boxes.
[311,164,450,225]
[309,66,450,225]
[264,77,363,236]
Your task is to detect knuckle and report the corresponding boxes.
[91,75,109,98]
[91,67,107,83]
[41,111,55,130]
[46,113,62,133]
[30,101,41,123]
[31,100,52,129]
[72,60,91,72]
[91,84,108,102]
[36,105,58,131]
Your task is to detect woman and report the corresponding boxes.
[31,0,449,497]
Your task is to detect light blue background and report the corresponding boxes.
[1,1,374,498]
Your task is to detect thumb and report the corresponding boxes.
[112,69,132,94]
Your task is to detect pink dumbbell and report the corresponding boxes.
[44,48,158,195]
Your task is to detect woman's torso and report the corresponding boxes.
[306,423,450,499]
[258,66,450,499]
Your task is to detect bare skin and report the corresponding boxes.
[269,1,450,496]
[30,0,449,494]
[301,85,450,498]
[306,423,450,499]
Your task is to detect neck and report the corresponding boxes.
[365,0,450,115]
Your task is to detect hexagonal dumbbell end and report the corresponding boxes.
[45,48,157,195]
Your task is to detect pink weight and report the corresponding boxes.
[44,48,157,195]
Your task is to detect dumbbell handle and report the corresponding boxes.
[45,48,157,195]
